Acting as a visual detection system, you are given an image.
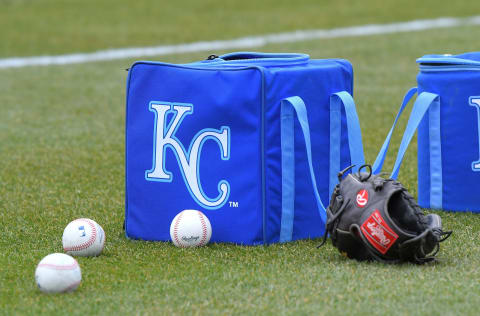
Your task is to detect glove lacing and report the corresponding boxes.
[317,197,350,248]
[318,164,369,248]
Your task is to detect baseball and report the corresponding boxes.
[170,209,212,247]
[35,253,81,293]
[62,218,106,257]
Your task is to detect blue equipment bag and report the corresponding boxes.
[125,52,365,244]
[373,52,480,212]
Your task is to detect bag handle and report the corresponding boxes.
[328,91,365,196]
[280,96,326,242]
[390,92,441,181]
[373,88,442,208]
[372,87,418,174]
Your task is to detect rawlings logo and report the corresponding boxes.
[361,209,398,254]
[181,236,200,242]
[145,102,231,209]
[366,222,390,246]
[356,189,368,207]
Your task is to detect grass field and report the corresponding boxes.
[1,1,480,315]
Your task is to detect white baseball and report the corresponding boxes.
[35,253,81,293]
[62,218,105,257]
[170,209,212,247]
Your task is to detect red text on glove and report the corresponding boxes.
[356,189,369,207]
[361,209,398,254]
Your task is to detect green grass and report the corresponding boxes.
[2,1,480,315]
[1,0,480,58]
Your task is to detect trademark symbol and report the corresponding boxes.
[229,201,239,208]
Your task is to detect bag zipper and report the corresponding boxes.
[417,54,480,72]
[203,52,310,67]
[419,64,480,72]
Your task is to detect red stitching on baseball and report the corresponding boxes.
[173,212,184,247]
[198,211,208,246]
[38,261,79,271]
[63,219,97,252]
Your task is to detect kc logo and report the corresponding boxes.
[78,226,86,237]
[145,101,231,209]
[470,96,480,171]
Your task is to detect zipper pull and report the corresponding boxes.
[206,54,219,60]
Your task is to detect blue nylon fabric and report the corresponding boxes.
[125,53,357,244]
[372,87,417,174]
[125,62,264,244]
[263,58,353,243]
[280,97,326,242]
[390,92,440,180]
[329,92,365,196]
[417,52,480,212]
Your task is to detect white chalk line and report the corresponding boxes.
[1,15,480,69]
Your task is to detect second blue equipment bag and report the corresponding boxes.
[373,52,480,213]
[125,52,365,244]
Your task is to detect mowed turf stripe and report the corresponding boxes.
[1,15,480,69]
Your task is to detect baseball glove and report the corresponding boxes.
[319,165,451,264]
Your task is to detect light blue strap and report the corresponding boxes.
[329,92,365,196]
[280,96,327,242]
[280,100,295,242]
[428,95,443,209]
[390,92,442,208]
[372,87,418,174]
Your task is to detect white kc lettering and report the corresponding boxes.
[145,102,230,209]
[470,97,480,171]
